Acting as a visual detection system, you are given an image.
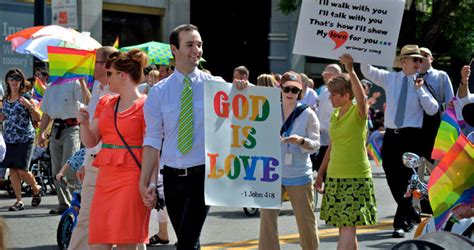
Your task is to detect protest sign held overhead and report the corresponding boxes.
[204,81,282,209]
[294,0,406,67]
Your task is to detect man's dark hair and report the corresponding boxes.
[234,65,249,78]
[34,67,49,77]
[169,24,198,50]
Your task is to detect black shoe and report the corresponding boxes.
[392,228,405,238]
[9,201,24,211]
[49,207,67,215]
[412,212,422,224]
[403,223,414,232]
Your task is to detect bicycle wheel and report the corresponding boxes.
[243,207,259,216]
[57,212,75,249]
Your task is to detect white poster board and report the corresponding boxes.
[294,0,406,67]
[52,0,78,29]
[204,81,282,208]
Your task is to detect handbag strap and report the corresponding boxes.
[280,104,308,136]
[114,96,141,169]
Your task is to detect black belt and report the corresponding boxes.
[386,127,420,135]
[53,118,79,139]
[161,165,204,177]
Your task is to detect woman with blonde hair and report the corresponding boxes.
[78,49,152,249]
[256,73,276,87]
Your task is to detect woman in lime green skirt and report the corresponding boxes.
[315,54,377,250]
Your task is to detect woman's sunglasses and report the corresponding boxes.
[282,86,301,94]
[7,75,22,81]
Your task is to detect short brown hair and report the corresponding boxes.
[327,74,354,99]
[106,49,148,84]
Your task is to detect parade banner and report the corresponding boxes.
[204,81,282,208]
[294,0,405,67]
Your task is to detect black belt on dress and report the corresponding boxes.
[161,165,204,177]
[386,127,420,135]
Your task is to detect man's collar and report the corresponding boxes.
[175,68,199,84]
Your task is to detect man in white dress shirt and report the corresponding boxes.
[139,24,247,249]
[361,44,438,238]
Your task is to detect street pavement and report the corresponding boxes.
[0,161,417,249]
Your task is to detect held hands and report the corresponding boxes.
[339,53,354,73]
[139,182,157,209]
[233,79,249,90]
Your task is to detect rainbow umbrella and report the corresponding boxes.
[120,41,174,65]
[5,25,101,61]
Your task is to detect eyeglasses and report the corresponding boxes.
[411,57,423,63]
[282,86,301,94]
[7,75,22,81]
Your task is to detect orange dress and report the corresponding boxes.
[88,95,150,244]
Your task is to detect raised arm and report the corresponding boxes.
[458,65,471,99]
[340,54,368,118]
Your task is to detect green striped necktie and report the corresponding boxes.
[177,76,193,154]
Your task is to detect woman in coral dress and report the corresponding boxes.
[78,49,152,249]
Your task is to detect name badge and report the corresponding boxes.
[284,153,293,165]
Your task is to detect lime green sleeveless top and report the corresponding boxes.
[327,104,371,178]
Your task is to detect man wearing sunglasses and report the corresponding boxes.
[361,44,438,238]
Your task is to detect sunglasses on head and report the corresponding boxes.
[7,75,22,81]
[282,86,301,94]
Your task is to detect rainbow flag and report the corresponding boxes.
[113,36,119,49]
[431,105,461,160]
[367,141,382,167]
[47,46,96,88]
[33,77,46,102]
[428,133,474,230]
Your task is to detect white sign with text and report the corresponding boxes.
[294,0,406,67]
[204,81,282,208]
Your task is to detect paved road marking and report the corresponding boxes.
[203,220,393,249]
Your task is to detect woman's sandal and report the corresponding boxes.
[148,234,169,245]
[31,186,42,207]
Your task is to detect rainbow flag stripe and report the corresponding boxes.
[431,106,461,160]
[33,77,46,101]
[367,141,382,167]
[47,46,96,88]
[428,133,474,230]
